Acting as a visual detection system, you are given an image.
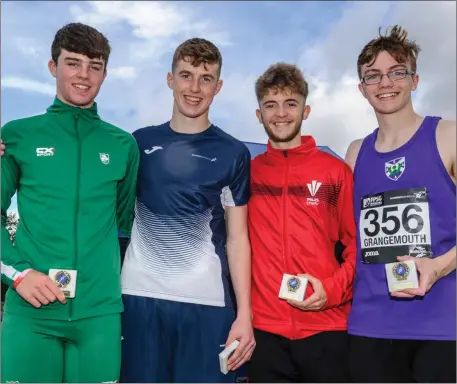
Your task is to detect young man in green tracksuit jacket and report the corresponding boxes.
[1,23,139,383]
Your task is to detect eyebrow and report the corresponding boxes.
[364,64,408,74]
[178,70,215,79]
[262,98,299,106]
[64,57,104,66]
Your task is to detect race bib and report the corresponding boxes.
[360,188,432,264]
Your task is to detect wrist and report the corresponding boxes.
[13,269,32,289]
[433,254,454,279]
[236,307,252,322]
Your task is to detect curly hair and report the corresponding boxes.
[255,63,309,101]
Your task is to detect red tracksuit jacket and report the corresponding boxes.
[248,136,356,340]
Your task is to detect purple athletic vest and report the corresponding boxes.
[348,116,456,341]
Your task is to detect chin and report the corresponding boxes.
[178,105,208,119]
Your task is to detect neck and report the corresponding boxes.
[270,133,302,150]
[169,103,211,134]
[56,94,94,109]
[374,103,424,151]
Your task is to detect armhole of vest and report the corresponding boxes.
[353,135,371,174]
[429,117,456,193]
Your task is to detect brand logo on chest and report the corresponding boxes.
[100,153,110,165]
[36,147,55,156]
[306,180,322,205]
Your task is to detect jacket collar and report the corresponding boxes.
[46,96,100,120]
[266,136,318,158]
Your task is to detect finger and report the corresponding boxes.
[39,285,59,303]
[298,273,317,287]
[231,342,256,371]
[229,339,255,369]
[289,292,319,309]
[304,301,326,311]
[27,295,42,308]
[391,291,416,298]
[33,290,50,305]
[45,279,67,304]
[397,255,414,262]
[227,339,248,366]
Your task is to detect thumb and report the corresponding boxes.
[397,255,414,262]
[298,273,316,286]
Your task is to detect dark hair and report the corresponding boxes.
[172,38,222,76]
[255,62,309,101]
[51,23,111,68]
[357,25,421,79]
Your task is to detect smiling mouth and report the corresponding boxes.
[377,92,399,99]
[73,84,90,91]
[273,121,293,127]
[184,95,202,104]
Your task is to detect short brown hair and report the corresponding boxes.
[255,63,309,102]
[357,25,421,79]
[172,38,222,76]
[51,23,111,68]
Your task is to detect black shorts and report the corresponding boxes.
[349,335,456,383]
[248,328,350,382]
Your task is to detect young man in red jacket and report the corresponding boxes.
[247,63,356,382]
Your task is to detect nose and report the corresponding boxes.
[379,73,394,88]
[276,106,287,118]
[78,63,90,79]
[189,77,201,93]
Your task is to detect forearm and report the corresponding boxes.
[434,246,456,279]
[227,234,252,319]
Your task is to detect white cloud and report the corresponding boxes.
[293,1,456,156]
[109,66,137,79]
[70,1,231,64]
[1,77,55,96]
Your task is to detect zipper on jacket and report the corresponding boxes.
[281,151,296,336]
[69,113,81,321]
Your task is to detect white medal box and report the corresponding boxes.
[219,339,240,375]
[49,269,78,298]
[385,260,418,293]
[278,274,308,301]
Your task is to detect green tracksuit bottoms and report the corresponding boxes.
[1,312,121,383]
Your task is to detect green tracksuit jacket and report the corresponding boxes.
[1,97,140,321]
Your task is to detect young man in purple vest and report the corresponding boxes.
[345,25,456,382]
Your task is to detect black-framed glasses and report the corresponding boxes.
[361,69,415,85]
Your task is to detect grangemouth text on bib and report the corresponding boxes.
[360,188,432,264]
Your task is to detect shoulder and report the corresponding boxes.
[436,119,456,140]
[316,149,353,179]
[435,119,456,176]
[100,120,137,148]
[212,125,251,159]
[344,138,364,171]
[1,114,47,142]
[132,123,168,143]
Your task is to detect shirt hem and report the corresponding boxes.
[122,288,226,307]
[348,328,456,341]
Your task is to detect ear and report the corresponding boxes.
[167,72,173,90]
[358,82,368,99]
[411,73,419,91]
[302,105,311,121]
[255,108,263,124]
[214,79,224,96]
[48,59,57,78]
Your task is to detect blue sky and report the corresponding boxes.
[2,1,456,213]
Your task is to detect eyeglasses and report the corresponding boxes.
[361,69,415,85]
